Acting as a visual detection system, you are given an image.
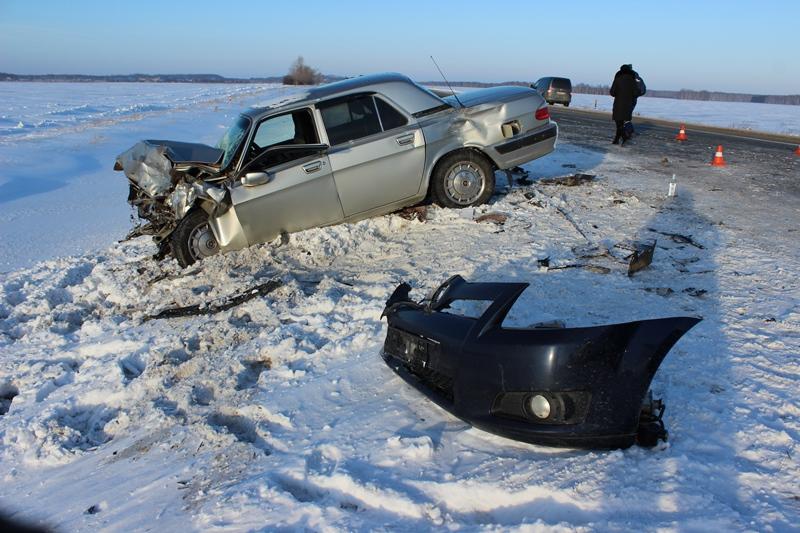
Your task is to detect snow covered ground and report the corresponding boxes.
[570,93,800,137]
[0,82,300,272]
[1,84,799,531]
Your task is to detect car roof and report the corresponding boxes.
[243,72,446,119]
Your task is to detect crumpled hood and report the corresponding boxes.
[114,140,223,198]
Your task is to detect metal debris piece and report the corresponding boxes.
[146,279,282,320]
[645,287,674,297]
[397,205,428,222]
[625,240,656,276]
[504,165,531,186]
[555,206,590,241]
[648,228,705,249]
[475,212,508,225]
[547,263,611,274]
[683,287,708,298]
[540,173,596,186]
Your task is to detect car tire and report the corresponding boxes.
[170,209,219,267]
[431,151,495,208]
[564,102,570,107]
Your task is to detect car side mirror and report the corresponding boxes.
[241,171,271,187]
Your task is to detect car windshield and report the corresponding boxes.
[216,115,251,168]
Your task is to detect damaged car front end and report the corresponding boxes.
[115,116,247,262]
[114,140,229,251]
[381,275,701,449]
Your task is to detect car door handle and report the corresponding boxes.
[303,160,324,174]
[395,133,415,146]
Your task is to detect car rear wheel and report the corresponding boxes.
[431,151,495,208]
[170,209,219,267]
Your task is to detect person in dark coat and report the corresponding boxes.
[609,64,640,144]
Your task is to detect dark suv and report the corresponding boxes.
[532,77,572,107]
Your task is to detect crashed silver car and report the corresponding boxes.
[115,73,558,266]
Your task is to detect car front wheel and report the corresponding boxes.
[431,151,495,208]
[170,209,219,267]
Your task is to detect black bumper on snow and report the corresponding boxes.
[380,276,701,449]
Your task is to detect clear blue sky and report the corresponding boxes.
[1,0,797,94]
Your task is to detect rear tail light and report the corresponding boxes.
[535,106,550,121]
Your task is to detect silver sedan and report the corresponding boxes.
[116,72,557,266]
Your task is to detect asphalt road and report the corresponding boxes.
[549,106,800,199]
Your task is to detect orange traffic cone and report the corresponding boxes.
[795,145,800,155]
[676,125,688,141]
[711,145,726,166]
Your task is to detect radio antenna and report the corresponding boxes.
[430,55,464,108]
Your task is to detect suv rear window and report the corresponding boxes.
[551,78,572,90]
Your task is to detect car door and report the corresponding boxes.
[318,93,425,217]
[229,108,344,246]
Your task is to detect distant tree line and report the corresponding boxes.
[2,70,796,106]
[573,83,800,105]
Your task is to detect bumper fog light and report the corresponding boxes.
[529,394,551,419]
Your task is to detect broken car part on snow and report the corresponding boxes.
[381,275,700,449]
[115,73,558,267]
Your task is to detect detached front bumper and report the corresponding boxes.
[381,276,700,449]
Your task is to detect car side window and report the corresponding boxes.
[375,97,408,131]
[319,95,382,145]
[246,108,319,169]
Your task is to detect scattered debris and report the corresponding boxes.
[85,503,106,515]
[475,212,508,225]
[572,244,611,260]
[648,228,705,249]
[622,240,656,276]
[645,287,674,297]
[522,191,544,207]
[396,206,428,222]
[555,206,590,241]
[660,157,670,166]
[146,279,283,320]
[504,166,531,185]
[547,264,611,274]
[684,287,708,298]
[540,173,596,187]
